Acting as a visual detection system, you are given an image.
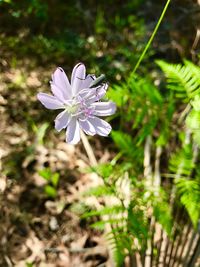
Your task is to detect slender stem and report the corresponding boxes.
[131,0,171,76]
[80,130,97,166]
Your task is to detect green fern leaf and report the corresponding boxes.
[176,178,200,227]
[157,60,200,99]
[111,131,135,158]
[83,185,114,197]
[82,205,125,219]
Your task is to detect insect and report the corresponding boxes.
[89,74,107,100]
[89,74,106,88]
[77,73,107,99]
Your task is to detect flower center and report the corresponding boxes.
[65,104,79,114]
[64,96,95,118]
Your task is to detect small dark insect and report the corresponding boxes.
[89,74,106,88]
[77,74,107,99]
[89,74,107,99]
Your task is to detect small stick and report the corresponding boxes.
[144,135,153,187]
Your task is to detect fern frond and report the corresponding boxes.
[128,74,163,105]
[90,163,113,179]
[169,144,194,177]
[184,60,200,80]
[107,84,129,107]
[111,131,136,159]
[153,200,172,236]
[157,60,200,99]
[82,205,125,219]
[176,178,200,227]
[83,185,114,197]
[91,217,126,230]
[128,206,148,246]
[107,229,132,266]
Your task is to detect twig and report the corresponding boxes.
[153,146,162,192]
[144,135,152,187]
[178,104,191,125]
[191,28,200,62]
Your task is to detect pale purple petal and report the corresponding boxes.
[55,110,71,132]
[50,83,66,102]
[79,119,96,136]
[91,102,116,116]
[37,93,64,110]
[83,84,109,105]
[88,117,112,136]
[71,63,86,96]
[66,118,80,144]
[95,83,108,100]
[78,86,107,105]
[52,67,72,99]
[81,74,96,89]
[79,87,98,101]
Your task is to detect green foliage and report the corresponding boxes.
[83,205,125,220]
[90,163,114,179]
[168,136,200,228]
[169,144,194,177]
[27,0,48,19]
[83,59,200,265]
[0,0,12,3]
[160,59,200,227]
[33,122,49,145]
[157,60,200,99]
[38,168,60,198]
[111,131,136,159]
[186,95,200,145]
[84,161,173,263]
[176,178,200,227]
[129,75,164,144]
[109,74,165,146]
[83,185,115,197]
[107,84,128,107]
[153,194,173,236]
[127,201,148,247]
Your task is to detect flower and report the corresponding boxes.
[37,63,116,144]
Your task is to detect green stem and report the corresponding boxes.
[131,0,171,76]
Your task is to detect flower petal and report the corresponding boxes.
[55,110,71,132]
[91,102,116,116]
[79,119,96,136]
[95,83,108,100]
[66,118,80,144]
[81,74,96,89]
[81,83,109,105]
[71,63,86,96]
[37,93,64,109]
[78,87,97,102]
[88,117,112,136]
[50,83,65,102]
[52,67,72,99]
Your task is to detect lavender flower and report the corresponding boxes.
[37,63,116,144]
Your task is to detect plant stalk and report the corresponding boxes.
[80,130,97,166]
[131,0,171,76]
